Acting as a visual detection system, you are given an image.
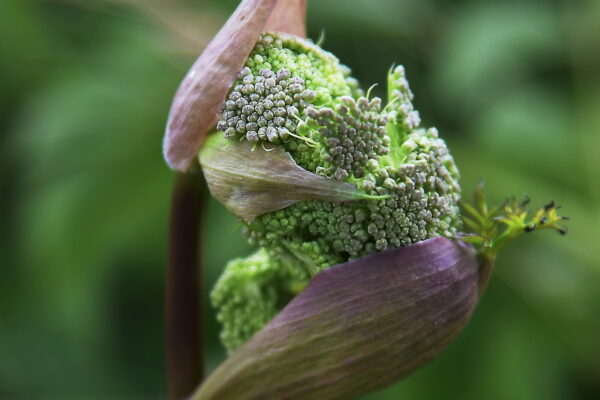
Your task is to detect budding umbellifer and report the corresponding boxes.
[182,25,566,400]
[200,32,462,352]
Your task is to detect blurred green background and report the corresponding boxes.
[1,0,598,398]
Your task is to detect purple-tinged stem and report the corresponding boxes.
[166,171,206,400]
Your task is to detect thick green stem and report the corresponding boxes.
[166,170,206,399]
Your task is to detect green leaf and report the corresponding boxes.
[459,184,568,257]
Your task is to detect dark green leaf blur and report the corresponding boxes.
[1,0,598,398]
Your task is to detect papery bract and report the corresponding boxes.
[199,134,385,222]
[193,237,482,400]
[164,0,278,172]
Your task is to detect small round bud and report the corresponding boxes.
[246,131,259,142]
[265,78,276,88]
[277,68,291,80]
[266,127,279,142]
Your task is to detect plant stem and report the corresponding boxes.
[166,170,206,400]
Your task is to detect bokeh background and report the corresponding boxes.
[1,0,599,398]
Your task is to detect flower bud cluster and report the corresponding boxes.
[211,248,309,352]
[211,33,462,351]
[216,66,316,144]
[245,127,460,260]
[388,65,421,133]
[302,95,390,181]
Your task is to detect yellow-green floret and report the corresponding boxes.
[210,33,461,352]
[211,248,309,351]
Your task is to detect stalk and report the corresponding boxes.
[166,170,206,400]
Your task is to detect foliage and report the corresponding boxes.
[460,183,568,259]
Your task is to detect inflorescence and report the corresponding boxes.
[209,33,462,352]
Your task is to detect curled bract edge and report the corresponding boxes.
[163,0,278,172]
[192,237,487,400]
